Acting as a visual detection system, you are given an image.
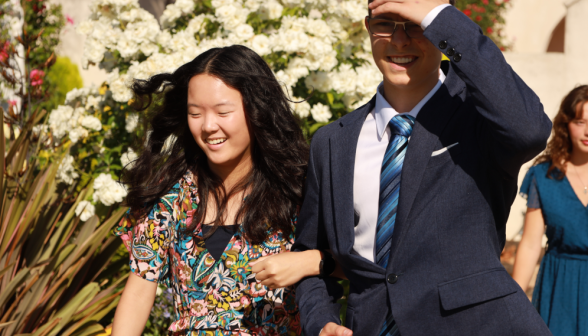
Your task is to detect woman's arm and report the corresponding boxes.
[111,274,158,336]
[251,250,346,289]
[511,208,545,293]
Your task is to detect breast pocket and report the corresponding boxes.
[427,143,462,167]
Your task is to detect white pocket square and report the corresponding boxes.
[431,142,459,157]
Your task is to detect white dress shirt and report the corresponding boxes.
[352,70,446,262]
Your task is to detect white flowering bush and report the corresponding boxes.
[46,0,383,209]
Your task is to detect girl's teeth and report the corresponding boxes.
[208,139,226,145]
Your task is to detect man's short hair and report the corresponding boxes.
[367,0,456,16]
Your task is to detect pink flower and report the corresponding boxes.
[0,42,10,63]
[30,69,45,86]
[7,100,17,107]
[66,15,74,25]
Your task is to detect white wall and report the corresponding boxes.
[49,0,109,87]
[503,0,588,241]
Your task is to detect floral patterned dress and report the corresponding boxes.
[114,171,301,335]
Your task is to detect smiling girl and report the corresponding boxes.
[110,45,328,335]
[512,85,588,336]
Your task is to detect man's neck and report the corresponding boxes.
[382,69,441,113]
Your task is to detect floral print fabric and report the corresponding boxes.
[114,171,301,335]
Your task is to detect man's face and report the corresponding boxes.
[366,13,442,91]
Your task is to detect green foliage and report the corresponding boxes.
[0,108,127,335]
[23,0,64,70]
[42,56,83,113]
[455,0,511,50]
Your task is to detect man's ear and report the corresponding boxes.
[364,16,370,32]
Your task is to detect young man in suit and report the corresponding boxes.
[292,0,554,335]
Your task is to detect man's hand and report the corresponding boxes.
[320,322,353,336]
[369,0,450,26]
[250,250,322,288]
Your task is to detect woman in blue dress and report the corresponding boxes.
[512,85,588,335]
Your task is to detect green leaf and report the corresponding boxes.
[327,92,335,105]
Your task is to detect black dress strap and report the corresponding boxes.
[202,225,239,261]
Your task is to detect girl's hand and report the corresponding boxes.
[251,250,322,288]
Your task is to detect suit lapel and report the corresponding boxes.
[330,97,375,253]
[388,66,466,267]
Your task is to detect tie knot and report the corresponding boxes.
[388,114,415,137]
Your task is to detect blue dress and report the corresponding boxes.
[520,162,588,336]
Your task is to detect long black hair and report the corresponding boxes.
[123,45,309,243]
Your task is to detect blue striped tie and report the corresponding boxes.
[376,114,415,336]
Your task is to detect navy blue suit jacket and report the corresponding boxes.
[293,6,553,336]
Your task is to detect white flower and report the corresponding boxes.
[250,34,271,55]
[305,72,331,92]
[157,30,172,49]
[330,64,357,94]
[311,103,332,123]
[85,95,102,110]
[65,87,91,104]
[57,155,79,185]
[185,14,209,35]
[290,98,311,118]
[75,201,96,222]
[93,173,128,206]
[125,113,139,133]
[117,34,139,58]
[83,38,105,64]
[33,125,48,138]
[76,20,94,35]
[140,42,159,56]
[211,0,233,8]
[259,0,283,20]
[306,19,332,39]
[308,9,322,19]
[69,127,89,143]
[121,148,138,169]
[81,115,102,131]
[48,105,85,139]
[108,71,133,103]
[175,0,195,14]
[243,0,262,11]
[234,24,254,41]
[160,4,182,28]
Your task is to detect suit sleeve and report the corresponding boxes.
[424,6,552,178]
[293,133,343,336]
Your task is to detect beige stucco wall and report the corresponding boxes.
[503,0,588,241]
[502,0,567,53]
[49,0,109,87]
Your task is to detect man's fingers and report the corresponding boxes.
[369,0,403,9]
[334,325,353,336]
[370,2,402,17]
[322,322,353,336]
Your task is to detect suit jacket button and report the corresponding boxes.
[439,40,448,49]
[454,53,462,62]
[447,48,455,56]
[387,274,399,284]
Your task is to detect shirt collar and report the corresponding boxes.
[374,69,446,139]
